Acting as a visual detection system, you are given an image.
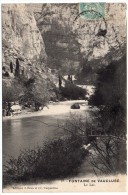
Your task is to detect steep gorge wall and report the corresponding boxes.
[2,4,56,88]
[2,4,46,60]
[2,3,126,86]
[32,3,126,76]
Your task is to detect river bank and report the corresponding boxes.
[3,99,98,186]
[2,100,89,120]
[3,100,91,164]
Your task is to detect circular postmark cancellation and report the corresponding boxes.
[79,3,105,20]
[73,3,107,37]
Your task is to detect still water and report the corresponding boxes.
[3,115,64,163]
[3,101,88,164]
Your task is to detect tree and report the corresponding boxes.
[88,54,126,175]
[22,78,50,111]
[89,54,126,135]
[68,75,71,81]
[58,75,62,89]
[15,58,20,76]
[70,75,73,83]
[60,83,86,100]
[2,82,23,108]
[10,62,13,73]
[89,136,126,175]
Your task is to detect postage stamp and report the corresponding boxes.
[79,3,105,20]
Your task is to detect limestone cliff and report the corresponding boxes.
[32,3,126,76]
[2,3,126,86]
[2,4,56,87]
[2,4,46,60]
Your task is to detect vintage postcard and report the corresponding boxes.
[1,1,127,193]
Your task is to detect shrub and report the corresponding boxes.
[88,55,126,175]
[89,137,126,175]
[88,54,126,136]
[60,83,86,100]
[2,81,24,108]
[3,71,10,77]
[3,114,92,185]
[89,55,126,108]
[18,76,50,110]
[3,136,88,186]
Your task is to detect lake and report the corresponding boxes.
[3,100,89,164]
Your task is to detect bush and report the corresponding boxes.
[3,71,10,77]
[89,137,127,175]
[3,114,92,185]
[88,55,126,136]
[18,76,51,110]
[88,55,126,175]
[3,136,88,186]
[89,55,126,108]
[2,81,24,108]
[60,83,86,100]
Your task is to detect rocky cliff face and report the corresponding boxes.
[2,4,46,60]
[33,4,80,74]
[2,4,55,87]
[2,3,126,86]
[73,3,126,63]
[32,3,126,76]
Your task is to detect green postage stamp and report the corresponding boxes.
[79,3,105,20]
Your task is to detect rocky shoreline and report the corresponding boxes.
[2,100,88,120]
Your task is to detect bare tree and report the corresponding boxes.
[88,136,126,176]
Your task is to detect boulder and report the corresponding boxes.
[71,103,80,109]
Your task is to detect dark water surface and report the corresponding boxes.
[3,100,95,179]
[3,101,89,165]
[3,115,66,163]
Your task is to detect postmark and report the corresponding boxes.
[79,3,105,20]
[74,3,107,37]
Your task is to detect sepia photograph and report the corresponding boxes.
[1,1,127,192]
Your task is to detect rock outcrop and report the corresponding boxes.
[32,3,126,75]
[2,3,126,86]
[2,4,49,85]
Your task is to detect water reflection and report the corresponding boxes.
[3,115,65,163]
[3,101,88,164]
